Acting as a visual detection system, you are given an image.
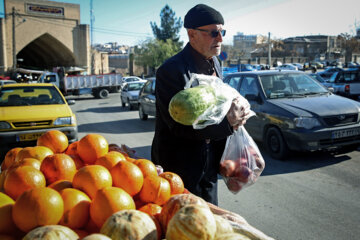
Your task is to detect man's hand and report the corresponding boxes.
[226,97,251,130]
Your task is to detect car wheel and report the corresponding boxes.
[120,97,126,107]
[139,105,148,120]
[128,99,133,110]
[98,89,109,99]
[265,127,289,160]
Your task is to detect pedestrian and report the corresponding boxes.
[151,4,250,205]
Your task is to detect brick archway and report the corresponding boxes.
[17,33,75,69]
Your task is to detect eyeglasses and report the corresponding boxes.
[194,28,226,38]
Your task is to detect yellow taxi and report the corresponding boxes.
[0,83,78,156]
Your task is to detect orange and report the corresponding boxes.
[7,158,41,171]
[139,175,171,206]
[4,166,46,200]
[126,157,136,163]
[72,165,112,199]
[110,161,143,196]
[90,186,135,228]
[159,172,184,195]
[65,141,78,155]
[1,148,22,171]
[134,159,158,178]
[40,153,77,185]
[68,154,85,170]
[15,146,53,162]
[84,217,100,234]
[95,151,126,170]
[0,192,19,234]
[12,187,64,232]
[37,129,69,153]
[138,203,162,217]
[0,170,7,192]
[77,134,109,164]
[108,143,129,157]
[59,188,91,229]
[48,180,73,192]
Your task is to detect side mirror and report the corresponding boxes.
[67,99,75,105]
[327,87,334,93]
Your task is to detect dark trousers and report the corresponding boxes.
[185,141,219,205]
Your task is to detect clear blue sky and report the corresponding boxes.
[1,0,360,46]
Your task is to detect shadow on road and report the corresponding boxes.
[259,143,356,176]
[77,106,123,113]
[78,118,155,134]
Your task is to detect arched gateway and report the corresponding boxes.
[0,0,90,75]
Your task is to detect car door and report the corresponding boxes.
[238,75,264,140]
[141,80,156,116]
[121,84,129,102]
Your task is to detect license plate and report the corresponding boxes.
[332,128,360,139]
[18,132,44,142]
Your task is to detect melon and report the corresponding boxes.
[169,85,216,125]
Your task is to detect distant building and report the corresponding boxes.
[233,32,266,58]
[283,35,341,60]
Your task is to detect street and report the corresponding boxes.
[69,93,360,240]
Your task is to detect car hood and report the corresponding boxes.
[128,90,140,96]
[268,94,360,117]
[0,104,74,121]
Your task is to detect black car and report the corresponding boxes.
[138,77,156,120]
[224,70,360,160]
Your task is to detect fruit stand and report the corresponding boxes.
[0,130,275,240]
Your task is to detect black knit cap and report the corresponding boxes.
[184,4,224,29]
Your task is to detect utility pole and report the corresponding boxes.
[12,7,16,71]
[90,0,95,74]
[268,32,271,67]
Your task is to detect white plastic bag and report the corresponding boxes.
[185,74,254,129]
[219,126,265,194]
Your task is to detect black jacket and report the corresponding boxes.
[151,43,233,199]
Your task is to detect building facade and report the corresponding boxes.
[233,32,266,58]
[0,0,91,75]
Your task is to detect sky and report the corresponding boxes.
[1,0,360,46]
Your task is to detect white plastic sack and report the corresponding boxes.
[219,126,265,194]
[185,74,255,129]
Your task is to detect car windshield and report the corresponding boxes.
[127,82,144,91]
[259,73,328,99]
[0,86,65,106]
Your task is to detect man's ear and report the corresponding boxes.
[187,29,196,41]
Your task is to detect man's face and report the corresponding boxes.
[188,24,224,59]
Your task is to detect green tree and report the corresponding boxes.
[135,38,180,75]
[150,4,183,48]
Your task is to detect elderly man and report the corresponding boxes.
[151,4,248,205]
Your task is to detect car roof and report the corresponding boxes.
[225,70,301,77]
[1,83,54,87]
[125,80,146,84]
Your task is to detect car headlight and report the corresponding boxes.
[294,117,321,129]
[0,121,11,129]
[54,116,76,126]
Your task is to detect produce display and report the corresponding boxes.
[0,129,274,240]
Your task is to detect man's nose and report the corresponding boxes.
[216,32,223,42]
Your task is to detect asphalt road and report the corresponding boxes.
[69,93,360,240]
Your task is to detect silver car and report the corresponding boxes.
[120,81,146,110]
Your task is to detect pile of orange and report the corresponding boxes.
[0,129,186,239]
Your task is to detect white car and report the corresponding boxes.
[120,81,146,110]
[277,64,298,71]
[121,76,145,89]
